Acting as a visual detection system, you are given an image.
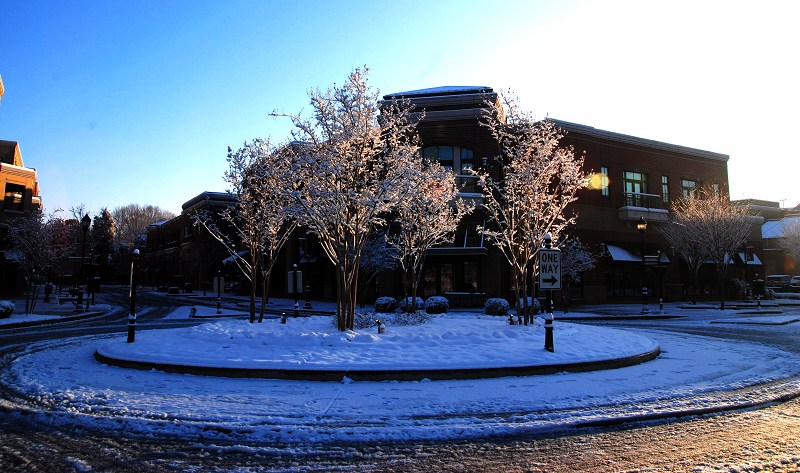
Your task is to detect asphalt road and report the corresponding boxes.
[1,288,799,472]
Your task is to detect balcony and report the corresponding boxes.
[618,192,669,223]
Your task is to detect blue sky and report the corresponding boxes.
[2,0,799,216]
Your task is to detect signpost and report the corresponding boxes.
[539,234,560,352]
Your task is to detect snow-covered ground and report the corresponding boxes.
[5,304,800,445]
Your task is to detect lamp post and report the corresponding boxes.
[292,263,300,318]
[216,269,222,314]
[543,233,555,352]
[127,249,139,343]
[75,214,91,312]
[637,217,650,314]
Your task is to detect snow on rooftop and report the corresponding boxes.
[384,85,493,99]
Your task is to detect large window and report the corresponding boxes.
[423,145,477,192]
[623,171,649,206]
[661,175,669,204]
[600,166,609,197]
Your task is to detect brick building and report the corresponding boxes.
[148,85,762,306]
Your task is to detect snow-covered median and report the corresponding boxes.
[96,315,660,374]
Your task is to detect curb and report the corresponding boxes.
[94,346,662,382]
[0,310,105,330]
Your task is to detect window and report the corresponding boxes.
[463,261,479,292]
[3,183,25,212]
[680,179,698,199]
[423,145,477,192]
[661,175,669,204]
[422,145,474,175]
[600,166,609,197]
[623,171,649,206]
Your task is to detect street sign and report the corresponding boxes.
[538,248,562,290]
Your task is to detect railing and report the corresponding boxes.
[456,175,480,194]
[622,192,663,209]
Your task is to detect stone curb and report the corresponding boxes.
[94,346,662,382]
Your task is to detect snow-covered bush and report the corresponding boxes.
[0,300,15,318]
[727,278,749,300]
[353,312,381,330]
[484,298,510,315]
[374,296,397,313]
[399,297,424,313]
[519,297,541,311]
[424,296,449,314]
[392,310,434,326]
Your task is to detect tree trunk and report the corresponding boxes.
[258,271,272,323]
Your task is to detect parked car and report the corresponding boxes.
[790,276,800,292]
[766,274,791,291]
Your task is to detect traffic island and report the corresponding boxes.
[95,315,661,381]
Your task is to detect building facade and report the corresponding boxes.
[148,85,763,306]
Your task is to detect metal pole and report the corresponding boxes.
[293,263,299,318]
[216,270,222,314]
[543,234,554,352]
[127,249,139,343]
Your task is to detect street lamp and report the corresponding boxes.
[216,269,222,314]
[637,217,650,314]
[543,233,555,352]
[127,249,139,343]
[75,214,91,312]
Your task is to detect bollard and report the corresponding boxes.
[189,307,197,318]
[659,298,664,312]
[508,314,515,325]
[376,319,385,334]
[281,312,287,324]
[544,312,554,352]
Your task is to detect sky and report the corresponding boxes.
[1,0,799,217]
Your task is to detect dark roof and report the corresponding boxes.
[181,191,238,212]
[383,86,493,100]
[550,119,729,162]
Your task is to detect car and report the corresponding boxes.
[790,276,800,292]
[766,274,791,291]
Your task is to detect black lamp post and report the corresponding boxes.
[75,214,91,312]
[543,233,555,352]
[292,263,300,318]
[637,217,650,314]
[216,269,222,314]
[127,249,139,343]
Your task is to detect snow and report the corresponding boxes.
[5,303,800,445]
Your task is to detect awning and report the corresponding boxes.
[736,251,763,266]
[222,250,249,264]
[606,244,670,264]
[605,244,640,262]
[1,250,23,262]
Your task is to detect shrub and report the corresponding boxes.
[353,311,382,330]
[374,296,397,313]
[399,296,425,313]
[0,300,15,318]
[484,298,510,315]
[518,296,541,311]
[424,296,449,314]
[393,310,434,326]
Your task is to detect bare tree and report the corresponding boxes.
[195,139,298,323]
[386,159,474,311]
[665,185,751,309]
[661,214,707,304]
[357,232,398,308]
[559,237,597,313]
[279,67,420,331]
[776,219,800,267]
[478,93,586,325]
[112,204,175,249]
[3,210,76,313]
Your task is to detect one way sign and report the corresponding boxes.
[538,248,562,290]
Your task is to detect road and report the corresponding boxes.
[1,289,799,472]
